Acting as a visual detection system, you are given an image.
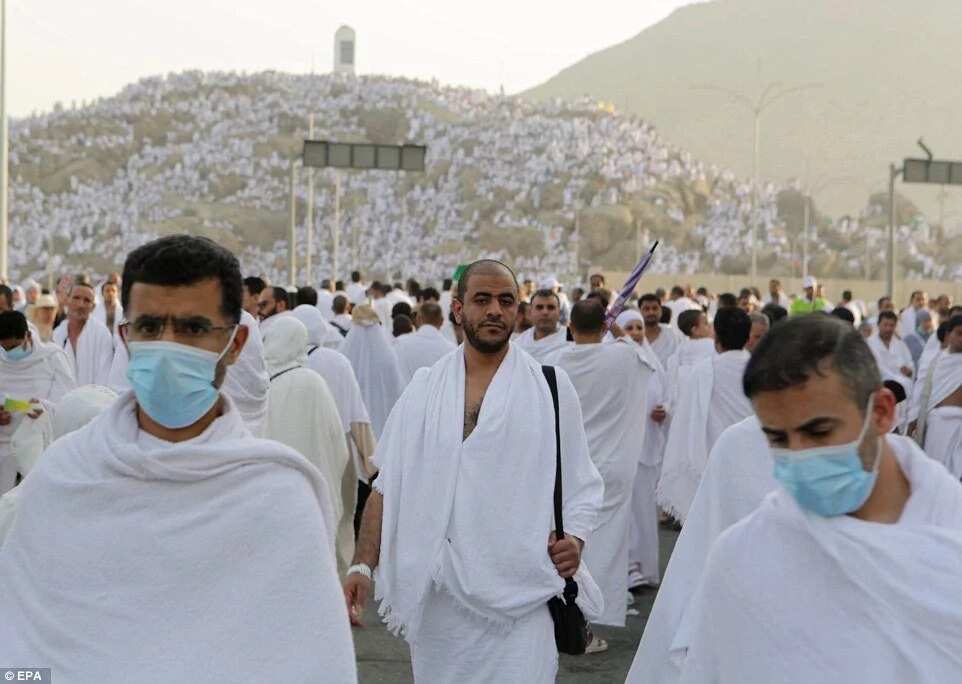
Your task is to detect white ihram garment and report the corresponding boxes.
[339,320,404,438]
[291,304,342,350]
[555,339,654,626]
[679,436,962,684]
[1,385,118,543]
[395,324,456,384]
[915,352,962,476]
[627,415,773,684]
[514,326,570,363]
[373,344,603,682]
[657,350,752,522]
[0,343,76,493]
[0,392,356,683]
[262,316,347,555]
[91,300,124,338]
[647,324,683,369]
[52,318,114,386]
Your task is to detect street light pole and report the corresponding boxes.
[331,170,340,283]
[288,160,298,288]
[887,163,902,301]
[0,0,8,283]
[305,114,314,285]
[692,79,820,286]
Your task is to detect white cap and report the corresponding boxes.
[802,275,818,289]
[538,276,560,290]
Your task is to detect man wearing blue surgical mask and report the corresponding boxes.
[676,315,962,683]
[0,235,357,682]
[0,310,76,494]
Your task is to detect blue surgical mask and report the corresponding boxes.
[772,395,881,517]
[126,329,237,429]
[1,341,32,362]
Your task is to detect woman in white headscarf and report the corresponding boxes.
[2,385,118,541]
[338,305,405,439]
[261,316,348,558]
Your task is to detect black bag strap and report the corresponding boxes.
[542,366,564,539]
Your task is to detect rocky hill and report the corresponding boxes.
[6,70,958,285]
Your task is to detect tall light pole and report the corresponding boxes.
[288,160,298,288]
[887,163,902,301]
[693,78,820,285]
[305,113,314,285]
[0,0,8,283]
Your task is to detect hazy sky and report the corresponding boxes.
[7,0,693,117]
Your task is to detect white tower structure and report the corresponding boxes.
[334,26,356,76]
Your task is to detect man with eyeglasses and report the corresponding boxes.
[0,235,356,682]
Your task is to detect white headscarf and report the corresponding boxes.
[263,316,309,378]
[338,308,405,438]
[220,310,271,436]
[291,305,341,350]
[616,309,643,328]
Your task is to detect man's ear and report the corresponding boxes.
[225,324,249,366]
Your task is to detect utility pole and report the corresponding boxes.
[305,113,314,285]
[802,195,810,278]
[331,171,340,283]
[692,75,820,286]
[0,0,8,283]
[288,160,298,288]
[887,163,901,301]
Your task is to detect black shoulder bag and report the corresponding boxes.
[542,365,591,656]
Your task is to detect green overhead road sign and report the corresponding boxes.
[902,158,962,185]
[302,140,427,172]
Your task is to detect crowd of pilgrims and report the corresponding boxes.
[0,234,961,682]
[7,70,959,290]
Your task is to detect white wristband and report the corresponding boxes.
[347,563,373,580]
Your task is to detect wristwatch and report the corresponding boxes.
[347,563,373,580]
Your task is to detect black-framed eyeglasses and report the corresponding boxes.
[119,316,236,342]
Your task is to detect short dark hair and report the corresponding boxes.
[718,292,738,308]
[122,235,243,323]
[831,306,855,324]
[335,280,345,291]
[878,310,898,324]
[714,306,751,351]
[392,314,414,337]
[0,284,11,309]
[297,286,318,307]
[761,303,788,325]
[443,278,453,291]
[678,309,704,337]
[877,296,891,310]
[332,295,348,314]
[670,285,685,298]
[937,320,950,343]
[947,314,962,335]
[842,290,853,301]
[660,306,672,324]
[351,270,362,283]
[419,287,441,302]
[586,289,612,309]
[455,259,519,300]
[638,293,661,306]
[419,302,444,327]
[590,273,605,284]
[391,301,413,319]
[744,315,882,409]
[243,276,266,297]
[569,299,605,334]
[531,288,560,307]
[0,310,28,339]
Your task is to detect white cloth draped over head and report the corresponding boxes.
[678,435,962,683]
[0,341,77,494]
[394,324,456,385]
[658,350,753,522]
[627,415,774,684]
[220,310,270,437]
[338,317,405,438]
[372,344,604,642]
[0,391,356,683]
[554,338,655,626]
[2,385,119,543]
[513,326,570,363]
[262,316,348,540]
[52,318,114,386]
[915,352,962,476]
[291,304,342,350]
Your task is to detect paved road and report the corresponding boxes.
[354,526,680,683]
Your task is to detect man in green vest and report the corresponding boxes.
[790,275,829,315]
